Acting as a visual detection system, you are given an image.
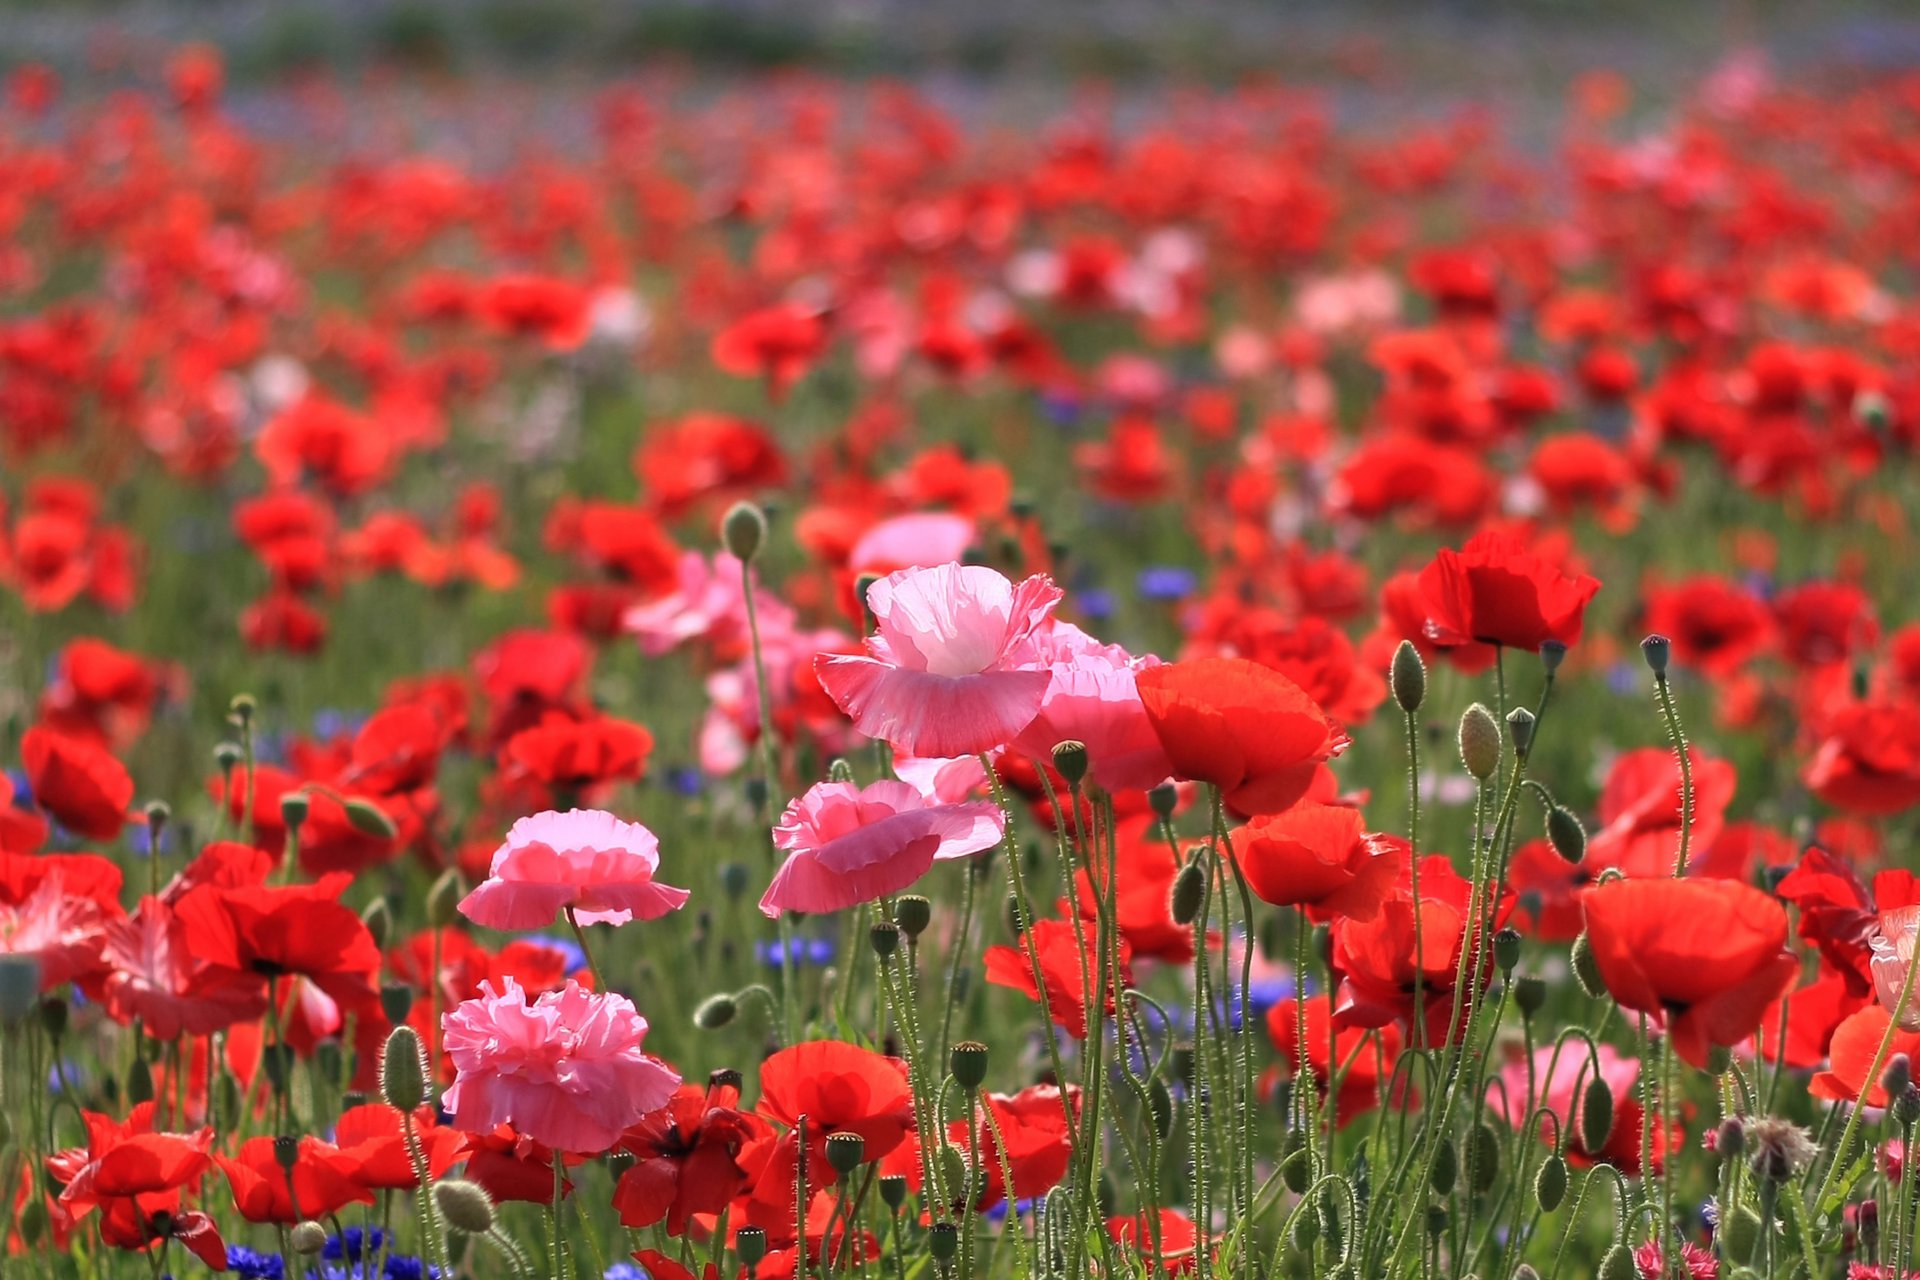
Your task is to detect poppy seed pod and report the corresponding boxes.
[929,1221,960,1263]
[291,1221,327,1255]
[1546,805,1586,864]
[895,896,932,939]
[1514,976,1547,1017]
[435,1179,496,1234]
[1148,782,1178,820]
[1578,1074,1614,1155]
[1459,703,1502,780]
[1051,739,1089,786]
[950,1041,989,1091]
[1391,640,1426,712]
[879,1175,909,1210]
[1493,927,1521,974]
[1540,639,1567,674]
[1641,633,1671,676]
[1506,706,1535,759]
[736,1226,769,1266]
[381,1025,428,1112]
[721,501,767,562]
[280,790,310,830]
[694,993,738,1029]
[870,921,901,959]
[826,1131,867,1175]
[214,741,242,774]
[229,693,257,725]
[273,1135,301,1173]
[144,798,170,830]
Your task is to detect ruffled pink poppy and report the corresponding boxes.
[816,563,1061,758]
[442,977,680,1154]
[760,780,1004,918]
[459,808,689,930]
[1014,626,1173,793]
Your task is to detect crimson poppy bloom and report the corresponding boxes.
[1234,804,1403,922]
[1135,657,1348,815]
[1811,1005,1920,1107]
[46,1103,224,1268]
[614,1077,770,1234]
[755,1041,915,1180]
[21,725,133,840]
[983,916,1135,1039]
[1416,530,1600,652]
[99,896,268,1039]
[502,713,654,800]
[1266,994,1404,1127]
[1803,700,1920,817]
[216,1135,373,1223]
[332,1103,465,1190]
[171,877,381,1010]
[461,1125,574,1204]
[1582,878,1799,1069]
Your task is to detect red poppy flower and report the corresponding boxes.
[755,1041,915,1182]
[21,725,133,840]
[100,896,268,1039]
[1776,846,1920,995]
[216,1135,374,1223]
[1106,1208,1206,1276]
[461,1125,574,1204]
[46,1103,225,1267]
[1070,818,1191,963]
[1811,1005,1920,1107]
[712,303,828,400]
[1640,575,1773,676]
[171,877,381,1010]
[476,274,592,350]
[1416,530,1600,652]
[1234,804,1403,922]
[614,1077,770,1234]
[333,1103,465,1191]
[1266,993,1404,1127]
[1803,700,1920,817]
[502,712,653,799]
[1582,878,1800,1069]
[1135,658,1348,815]
[984,916,1135,1039]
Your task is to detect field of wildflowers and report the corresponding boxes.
[5,26,1920,1280]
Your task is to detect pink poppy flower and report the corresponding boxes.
[442,977,679,1154]
[760,779,1004,918]
[1014,626,1173,793]
[816,563,1061,758]
[459,809,690,931]
[848,512,976,576]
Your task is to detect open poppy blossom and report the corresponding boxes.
[460,808,689,930]
[21,725,133,841]
[1582,878,1800,1069]
[1135,657,1348,815]
[1233,803,1403,921]
[759,779,1003,917]
[1416,530,1601,652]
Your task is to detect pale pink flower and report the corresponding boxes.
[442,977,678,1153]
[100,897,267,1039]
[1872,905,1920,1030]
[816,563,1061,758]
[848,513,975,577]
[459,808,689,931]
[1015,624,1173,793]
[892,752,991,804]
[760,779,1005,917]
[1488,1041,1640,1135]
[624,551,793,657]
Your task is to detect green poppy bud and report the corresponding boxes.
[1459,703,1502,780]
[1391,640,1426,713]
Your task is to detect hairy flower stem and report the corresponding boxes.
[1654,672,1694,877]
[739,552,799,1045]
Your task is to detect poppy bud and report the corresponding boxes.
[950,1041,989,1091]
[1469,1122,1500,1193]
[870,921,901,959]
[1170,858,1207,925]
[1514,976,1547,1017]
[1886,1054,1913,1102]
[722,502,767,563]
[1722,1206,1761,1263]
[40,997,68,1040]
[1640,634,1671,677]
[828,757,855,783]
[381,1025,428,1111]
[1051,740,1089,786]
[361,899,393,950]
[280,790,311,831]
[435,1179,495,1234]
[1291,1208,1319,1250]
[1458,703,1502,780]
[273,1135,301,1173]
[719,862,750,899]
[426,869,465,928]
[1391,640,1426,713]
[1493,927,1521,974]
[1706,1044,1732,1075]
[879,1175,909,1211]
[343,798,396,838]
[127,1057,154,1106]
[1578,1075,1614,1155]
[144,799,171,831]
[694,993,738,1029]
[1571,932,1606,998]
[1533,1153,1567,1212]
[895,896,932,939]
[1281,1148,1312,1194]
[1598,1244,1635,1280]
[1505,707,1535,759]
[736,1226,769,1267]
[1514,1267,1542,1280]
[1897,1087,1920,1129]
[17,1200,47,1248]
[229,693,257,725]
[1425,1203,1448,1237]
[929,1222,960,1264]
[1148,1078,1173,1138]
[1429,1136,1457,1195]
[0,955,41,1023]
[1546,806,1586,864]
[214,741,243,774]
[291,1221,327,1255]
[827,1131,867,1176]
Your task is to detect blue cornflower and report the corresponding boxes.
[1136,566,1197,601]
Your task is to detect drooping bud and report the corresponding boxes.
[1571,932,1606,998]
[1533,1153,1567,1212]
[1722,1207,1762,1264]
[291,1221,328,1255]
[1051,740,1089,787]
[895,896,932,940]
[1884,1054,1912,1102]
[1546,806,1586,864]
[1598,1244,1636,1280]
[1291,1208,1319,1250]
[950,1041,989,1091]
[435,1179,496,1234]
[361,898,393,951]
[1170,858,1207,926]
[826,1131,867,1176]
[1578,1074,1614,1155]
[1429,1136,1458,1195]
[1469,1121,1501,1194]
[722,502,768,563]
[1391,640,1426,713]
[426,869,465,928]
[1493,927,1521,974]
[343,797,397,839]
[1641,634,1671,677]
[694,994,738,1029]
[1458,704,1502,780]
[381,1025,427,1111]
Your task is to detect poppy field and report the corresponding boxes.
[7,32,1920,1280]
